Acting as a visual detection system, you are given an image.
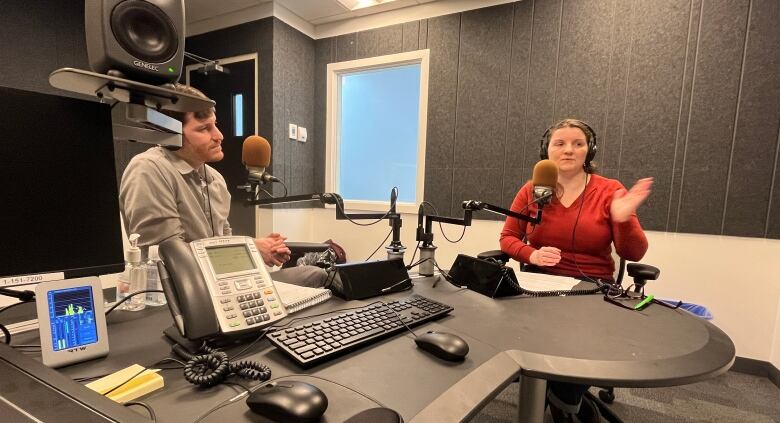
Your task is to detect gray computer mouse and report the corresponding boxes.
[414,331,469,361]
[246,380,328,423]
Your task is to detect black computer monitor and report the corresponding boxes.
[0,86,124,286]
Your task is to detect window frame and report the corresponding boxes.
[325,49,430,214]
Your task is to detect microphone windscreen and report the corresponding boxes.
[241,135,271,167]
[532,159,558,188]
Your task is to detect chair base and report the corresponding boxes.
[584,391,623,423]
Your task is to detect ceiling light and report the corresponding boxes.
[336,0,399,11]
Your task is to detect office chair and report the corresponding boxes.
[282,242,332,269]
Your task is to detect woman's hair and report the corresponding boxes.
[159,83,215,123]
[545,118,599,174]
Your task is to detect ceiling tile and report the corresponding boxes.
[277,0,349,21]
[186,0,269,23]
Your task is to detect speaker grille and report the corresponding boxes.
[110,0,179,64]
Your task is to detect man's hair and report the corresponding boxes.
[159,83,215,123]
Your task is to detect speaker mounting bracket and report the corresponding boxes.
[49,67,213,112]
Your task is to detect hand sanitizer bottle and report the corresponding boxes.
[118,233,146,311]
[145,245,167,306]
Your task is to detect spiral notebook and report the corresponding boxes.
[273,280,332,314]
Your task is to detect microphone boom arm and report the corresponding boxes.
[461,200,542,224]
[413,200,542,277]
[249,191,405,260]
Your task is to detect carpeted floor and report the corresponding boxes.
[469,371,780,422]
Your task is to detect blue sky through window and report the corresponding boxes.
[338,64,421,203]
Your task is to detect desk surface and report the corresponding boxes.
[10,276,734,423]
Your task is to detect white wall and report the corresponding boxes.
[265,208,780,362]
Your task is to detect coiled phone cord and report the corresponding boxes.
[172,344,271,388]
[489,259,608,297]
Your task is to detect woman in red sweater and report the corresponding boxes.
[499,118,653,422]
[500,118,652,282]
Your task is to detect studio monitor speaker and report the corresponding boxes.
[85,0,184,85]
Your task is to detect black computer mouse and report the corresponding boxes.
[246,380,328,423]
[414,331,469,361]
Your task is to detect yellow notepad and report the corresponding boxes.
[86,364,164,403]
[274,280,332,313]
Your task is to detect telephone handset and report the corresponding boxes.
[157,236,288,341]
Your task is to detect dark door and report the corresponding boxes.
[190,59,256,238]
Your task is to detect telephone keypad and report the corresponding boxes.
[234,292,275,326]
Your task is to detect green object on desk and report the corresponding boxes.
[635,295,654,310]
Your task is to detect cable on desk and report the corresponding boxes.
[0,323,10,345]
[102,367,149,397]
[154,357,187,368]
[227,327,275,361]
[125,401,158,423]
[0,300,36,345]
[74,373,111,383]
[222,381,251,394]
[172,343,271,388]
[494,263,607,297]
[191,390,249,423]
[191,372,392,423]
[104,290,164,316]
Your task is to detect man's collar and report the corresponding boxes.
[162,148,198,175]
[161,148,215,182]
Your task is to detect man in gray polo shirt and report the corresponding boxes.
[119,84,326,287]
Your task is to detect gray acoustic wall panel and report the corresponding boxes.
[601,0,635,176]
[552,0,613,127]
[357,24,403,59]
[423,14,462,215]
[336,33,357,62]
[314,38,334,192]
[676,0,750,235]
[453,4,513,170]
[504,0,534,184]
[667,0,703,232]
[210,0,780,240]
[271,19,317,200]
[403,21,420,52]
[523,0,563,171]
[722,0,780,237]
[618,0,692,231]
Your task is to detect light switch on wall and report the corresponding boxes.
[288,123,298,140]
[297,127,307,142]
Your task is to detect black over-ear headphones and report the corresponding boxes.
[539,119,598,165]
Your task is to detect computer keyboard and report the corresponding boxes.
[267,294,454,367]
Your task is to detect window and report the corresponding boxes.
[326,50,429,213]
[233,93,244,137]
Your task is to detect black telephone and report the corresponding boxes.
[157,236,289,341]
